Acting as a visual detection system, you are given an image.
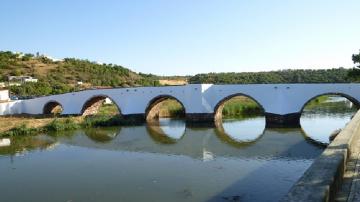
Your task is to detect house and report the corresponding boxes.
[0,90,10,102]
[8,76,38,84]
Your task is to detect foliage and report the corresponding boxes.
[353,50,360,68]
[222,97,263,117]
[189,68,351,84]
[0,124,40,137]
[45,118,80,131]
[0,117,80,137]
[82,115,123,127]
[0,51,160,97]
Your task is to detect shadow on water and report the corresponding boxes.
[206,136,324,202]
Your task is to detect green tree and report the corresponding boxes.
[353,50,360,68]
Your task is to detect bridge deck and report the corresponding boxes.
[336,134,360,202]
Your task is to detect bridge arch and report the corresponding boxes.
[43,101,63,115]
[299,92,359,143]
[81,95,121,116]
[145,95,186,122]
[214,93,265,123]
[300,92,360,114]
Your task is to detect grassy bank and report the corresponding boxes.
[0,114,140,137]
[0,117,83,137]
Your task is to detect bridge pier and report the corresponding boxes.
[185,113,216,126]
[265,113,301,128]
[186,112,301,127]
[109,113,302,127]
[121,114,146,125]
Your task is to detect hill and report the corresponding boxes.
[188,68,356,84]
[0,51,160,96]
[1,50,359,97]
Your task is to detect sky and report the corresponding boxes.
[1,0,360,75]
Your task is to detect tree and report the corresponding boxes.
[353,50,360,68]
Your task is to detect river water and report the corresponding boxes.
[0,96,357,202]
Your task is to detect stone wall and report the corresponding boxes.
[281,110,360,201]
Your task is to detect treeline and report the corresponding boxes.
[188,68,358,84]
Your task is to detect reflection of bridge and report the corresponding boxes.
[57,126,324,161]
[1,84,360,126]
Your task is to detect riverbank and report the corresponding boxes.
[0,116,83,137]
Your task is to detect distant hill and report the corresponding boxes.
[1,50,358,97]
[0,51,160,96]
[188,68,357,84]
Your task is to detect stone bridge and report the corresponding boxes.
[1,84,360,126]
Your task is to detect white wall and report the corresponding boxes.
[2,84,360,116]
[0,90,9,101]
[0,101,22,115]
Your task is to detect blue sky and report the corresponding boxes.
[1,0,360,75]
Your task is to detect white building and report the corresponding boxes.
[0,90,9,102]
[8,76,38,84]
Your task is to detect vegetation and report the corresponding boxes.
[3,50,360,97]
[222,97,263,118]
[0,51,160,96]
[303,95,358,114]
[0,117,81,137]
[189,68,352,84]
[353,50,360,68]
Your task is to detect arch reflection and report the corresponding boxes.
[146,118,186,144]
[84,127,120,143]
[298,127,328,147]
[214,117,266,148]
[301,95,358,144]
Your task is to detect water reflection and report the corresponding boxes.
[0,124,324,202]
[49,124,321,161]
[300,96,358,144]
[84,127,119,143]
[146,118,186,144]
[0,96,356,202]
[215,117,266,146]
[0,135,57,156]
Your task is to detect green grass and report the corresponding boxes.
[45,118,80,131]
[97,104,120,116]
[221,97,263,118]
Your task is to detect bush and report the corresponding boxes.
[45,118,80,131]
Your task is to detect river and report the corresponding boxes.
[0,96,357,202]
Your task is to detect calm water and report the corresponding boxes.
[0,96,357,202]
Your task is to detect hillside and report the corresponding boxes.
[0,51,160,96]
[1,50,359,97]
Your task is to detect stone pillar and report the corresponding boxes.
[265,112,301,128]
